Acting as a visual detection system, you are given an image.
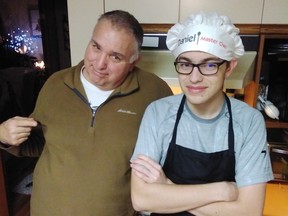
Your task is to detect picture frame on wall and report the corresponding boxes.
[29,7,41,37]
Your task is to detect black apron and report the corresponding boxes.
[151,94,235,216]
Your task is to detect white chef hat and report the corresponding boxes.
[166,12,244,61]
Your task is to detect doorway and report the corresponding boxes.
[38,0,71,75]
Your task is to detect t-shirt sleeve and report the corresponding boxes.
[131,102,163,163]
[235,111,274,187]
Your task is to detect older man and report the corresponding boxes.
[0,10,172,216]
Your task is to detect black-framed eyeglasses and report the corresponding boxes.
[174,60,227,76]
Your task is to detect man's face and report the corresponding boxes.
[83,19,138,90]
[177,51,235,108]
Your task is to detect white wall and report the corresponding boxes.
[67,0,103,65]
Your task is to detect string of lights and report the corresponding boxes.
[4,27,38,55]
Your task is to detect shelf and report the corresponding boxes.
[262,112,288,128]
[265,119,288,129]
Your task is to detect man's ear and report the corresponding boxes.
[129,55,141,72]
[225,58,238,78]
[133,55,141,65]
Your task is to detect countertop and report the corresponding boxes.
[263,182,288,216]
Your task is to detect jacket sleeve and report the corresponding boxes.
[19,127,45,157]
[0,127,45,157]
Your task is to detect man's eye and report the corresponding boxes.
[92,43,101,50]
[110,55,121,63]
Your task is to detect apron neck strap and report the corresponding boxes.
[225,94,235,152]
[171,94,235,151]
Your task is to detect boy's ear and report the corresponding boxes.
[225,59,238,78]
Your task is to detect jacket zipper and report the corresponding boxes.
[65,84,96,127]
[90,106,98,127]
[65,83,124,127]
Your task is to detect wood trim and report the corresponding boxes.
[141,24,173,34]
[255,34,266,84]
[266,119,288,128]
[141,24,261,35]
[244,81,258,107]
[0,152,9,216]
[260,24,288,34]
[142,24,288,35]
[235,24,261,35]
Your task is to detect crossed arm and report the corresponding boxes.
[130,155,266,216]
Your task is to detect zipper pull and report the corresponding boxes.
[90,106,98,127]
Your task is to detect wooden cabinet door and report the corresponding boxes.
[104,0,179,23]
[179,0,264,24]
[262,0,288,24]
[0,152,9,216]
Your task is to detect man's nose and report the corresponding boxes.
[95,52,108,68]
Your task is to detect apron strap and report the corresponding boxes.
[224,94,235,153]
[170,95,186,144]
[171,94,235,152]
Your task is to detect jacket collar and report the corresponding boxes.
[63,60,140,97]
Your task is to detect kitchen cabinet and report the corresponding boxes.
[262,0,288,24]
[254,27,288,129]
[104,0,179,23]
[179,0,263,24]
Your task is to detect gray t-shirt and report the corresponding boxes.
[131,94,274,187]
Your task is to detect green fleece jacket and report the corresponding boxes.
[19,61,173,216]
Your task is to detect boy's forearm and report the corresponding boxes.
[132,174,237,213]
[189,183,266,216]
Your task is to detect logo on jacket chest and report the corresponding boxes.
[117,109,137,115]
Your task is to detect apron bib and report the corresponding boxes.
[151,94,235,216]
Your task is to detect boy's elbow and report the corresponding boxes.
[131,191,146,212]
[131,174,154,212]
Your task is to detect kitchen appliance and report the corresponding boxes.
[269,143,288,182]
[267,128,288,182]
[258,95,280,120]
[261,38,288,121]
